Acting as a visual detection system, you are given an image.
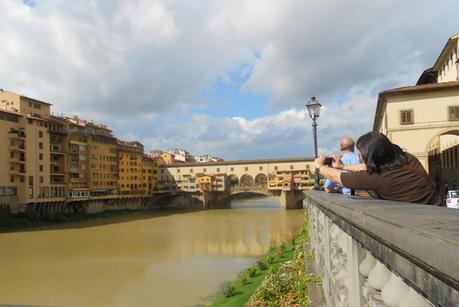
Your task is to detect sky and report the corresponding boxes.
[1,0,458,160]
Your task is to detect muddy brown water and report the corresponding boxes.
[0,197,305,306]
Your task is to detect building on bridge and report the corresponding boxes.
[158,157,316,194]
[269,170,316,191]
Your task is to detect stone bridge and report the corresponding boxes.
[229,186,271,197]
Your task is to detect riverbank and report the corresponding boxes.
[209,214,320,306]
[0,209,150,232]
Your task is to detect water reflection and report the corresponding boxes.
[0,197,305,306]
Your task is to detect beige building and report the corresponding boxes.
[0,90,66,212]
[373,33,459,189]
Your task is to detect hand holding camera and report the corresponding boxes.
[314,155,344,169]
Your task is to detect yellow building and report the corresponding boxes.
[141,155,155,196]
[66,117,89,201]
[373,33,459,190]
[86,123,118,198]
[159,152,175,165]
[196,173,212,191]
[118,141,144,196]
[0,90,66,213]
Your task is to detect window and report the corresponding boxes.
[449,106,459,121]
[39,153,43,160]
[29,176,33,186]
[203,168,206,173]
[39,176,43,183]
[39,142,43,149]
[400,110,414,125]
[38,131,43,138]
[10,176,14,183]
[39,165,43,172]
[259,166,263,171]
[177,169,180,173]
[230,167,234,172]
[245,167,248,171]
[274,166,278,171]
[190,169,193,173]
[305,165,310,170]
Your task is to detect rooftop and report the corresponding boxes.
[165,156,314,167]
[379,80,459,97]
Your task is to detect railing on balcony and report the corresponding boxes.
[304,191,458,307]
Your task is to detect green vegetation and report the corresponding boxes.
[209,215,320,307]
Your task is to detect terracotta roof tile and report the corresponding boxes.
[380,81,459,97]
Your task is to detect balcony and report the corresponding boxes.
[10,157,26,164]
[48,127,67,135]
[51,172,65,177]
[50,145,65,155]
[305,191,457,306]
[10,167,26,175]
[9,143,26,152]
[8,129,26,139]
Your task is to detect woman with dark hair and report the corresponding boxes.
[315,132,441,205]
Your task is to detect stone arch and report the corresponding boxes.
[425,128,459,152]
[425,128,459,194]
[227,174,239,187]
[240,174,254,187]
[254,173,268,187]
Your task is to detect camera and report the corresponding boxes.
[323,157,334,166]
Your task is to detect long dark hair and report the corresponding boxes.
[356,132,408,174]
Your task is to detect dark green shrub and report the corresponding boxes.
[223,285,236,298]
[257,260,268,271]
[276,248,285,258]
[247,267,257,277]
[267,255,274,264]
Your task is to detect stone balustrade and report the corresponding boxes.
[304,191,459,307]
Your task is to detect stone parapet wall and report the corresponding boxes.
[305,191,459,307]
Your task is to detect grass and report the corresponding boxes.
[209,214,320,307]
[209,241,296,307]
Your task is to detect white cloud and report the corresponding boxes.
[0,0,458,158]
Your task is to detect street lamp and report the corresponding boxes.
[306,96,322,190]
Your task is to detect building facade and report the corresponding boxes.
[373,33,459,190]
[159,157,315,193]
[117,141,144,197]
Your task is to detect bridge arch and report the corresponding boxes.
[240,174,254,187]
[254,173,268,187]
[227,174,239,187]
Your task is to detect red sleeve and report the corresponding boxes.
[340,171,378,190]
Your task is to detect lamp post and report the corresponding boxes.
[306,96,322,190]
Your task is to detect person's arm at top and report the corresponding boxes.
[315,156,343,185]
[332,155,367,171]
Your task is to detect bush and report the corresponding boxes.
[241,275,248,285]
[257,260,268,271]
[247,267,257,278]
[276,248,285,258]
[223,285,236,298]
[280,243,286,252]
[267,254,274,264]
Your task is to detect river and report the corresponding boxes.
[0,197,305,306]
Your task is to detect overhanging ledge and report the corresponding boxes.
[304,190,459,306]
